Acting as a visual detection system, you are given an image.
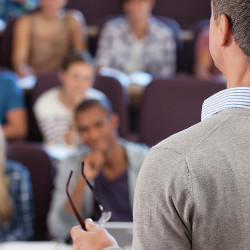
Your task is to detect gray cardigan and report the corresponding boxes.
[106,109,250,250]
[47,138,149,239]
[131,109,250,249]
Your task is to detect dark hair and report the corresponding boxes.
[212,0,250,58]
[120,0,153,6]
[75,98,114,116]
[61,51,95,71]
[120,0,128,5]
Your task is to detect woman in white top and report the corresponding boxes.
[33,51,106,158]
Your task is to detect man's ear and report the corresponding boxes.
[218,14,230,47]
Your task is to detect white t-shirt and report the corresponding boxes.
[33,87,106,158]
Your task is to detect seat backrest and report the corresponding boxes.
[94,75,129,137]
[138,74,226,146]
[30,70,60,105]
[7,141,54,240]
[27,71,60,142]
[0,18,17,69]
[185,19,210,74]
[156,16,183,72]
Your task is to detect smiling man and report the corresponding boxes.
[47,98,149,240]
[71,0,250,249]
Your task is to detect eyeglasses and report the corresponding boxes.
[66,161,112,230]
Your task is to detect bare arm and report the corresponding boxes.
[2,108,27,140]
[67,10,87,51]
[12,16,34,77]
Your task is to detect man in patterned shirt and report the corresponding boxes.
[96,0,176,77]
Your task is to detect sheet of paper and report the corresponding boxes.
[0,241,71,250]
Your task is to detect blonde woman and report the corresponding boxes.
[0,126,34,241]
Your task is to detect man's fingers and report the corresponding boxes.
[70,225,84,244]
[71,225,83,235]
[85,218,99,232]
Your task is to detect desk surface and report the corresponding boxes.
[0,241,71,250]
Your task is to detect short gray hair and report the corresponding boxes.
[212,0,250,59]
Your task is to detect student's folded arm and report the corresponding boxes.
[68,10,87,51]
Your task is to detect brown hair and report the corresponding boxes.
[60,51,95,71]
[0,127,12,223]
[212,0,250,58]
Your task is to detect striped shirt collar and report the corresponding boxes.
[201,87,250,121]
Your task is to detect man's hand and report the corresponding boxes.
[83,151,105,180]
[71,219,118,250]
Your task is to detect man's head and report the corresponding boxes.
[75,99,119,153]
[209,0,250,74]
[212,0,250,60]
[120,0,155,23]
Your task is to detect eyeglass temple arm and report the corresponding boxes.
[66,170,86,230]
[81,161,104,213]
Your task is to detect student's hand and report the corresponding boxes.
[83,151,105,180]
[18,64,34,78]
[71,219,118,250]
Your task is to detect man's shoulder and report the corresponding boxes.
[61,146,90,166]
[121,138,149,155]
[154,112,230,156]
[150,16,174,37]
[104,16,127,30]
[120,139,149,170]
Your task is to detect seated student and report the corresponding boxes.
[33,51,106,156]
[96,0,176,78]
[12,0,87,77]
[0,0,39,20]
[0,125,34,241]
[194,26,224,81]
[0,71,27,140]
[47,99,149,240]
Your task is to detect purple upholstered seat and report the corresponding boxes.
[7,141,54,240]
[137,74,226,146]
[27,71,60,142]
[94,75,129,137]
